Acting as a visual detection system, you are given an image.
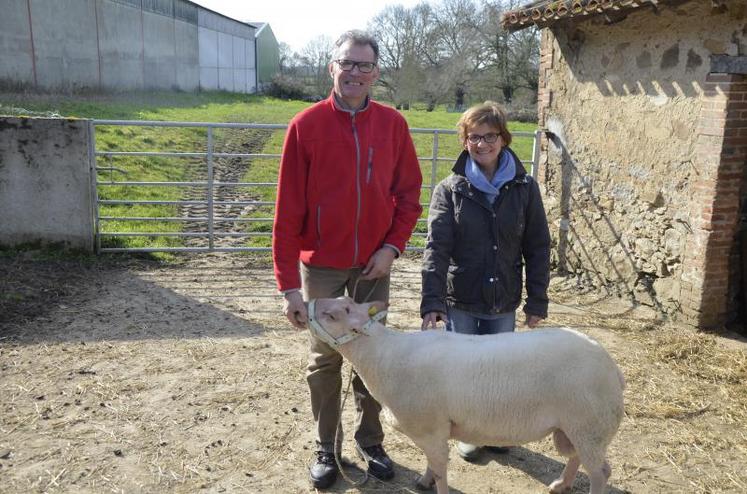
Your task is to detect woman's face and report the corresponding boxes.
[463,123,503,170]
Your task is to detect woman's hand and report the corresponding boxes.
[525,314,543,328]
[421,311,448,330]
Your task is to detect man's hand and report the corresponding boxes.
[525,314,543,328]
[361,246,397,280]
[421,311,448,330]
[283,290,308,329]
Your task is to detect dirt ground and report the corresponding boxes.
[1,252,747,493]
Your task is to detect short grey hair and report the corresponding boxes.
[332,30,379,63]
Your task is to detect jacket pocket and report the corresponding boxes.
[506,262,523,306]
[366,147,374,184]
[447,265,481,305]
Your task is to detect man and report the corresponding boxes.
[271,30,423,489]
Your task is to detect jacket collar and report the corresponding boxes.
[452,149,526,182]
[451,149,528,210]
[329,92,371,115]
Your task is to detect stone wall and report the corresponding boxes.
[537,0,747,326]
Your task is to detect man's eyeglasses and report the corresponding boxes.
[335,59,377,73]
[466,133,500,144]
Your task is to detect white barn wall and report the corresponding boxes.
[0,0,35,86]
[98,0,145,90]
[0,0,256,94]
[31,0,100,90]
[198,8,256,94]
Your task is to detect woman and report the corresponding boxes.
[420,101,551,461]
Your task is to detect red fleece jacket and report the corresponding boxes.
[272,95,423,291]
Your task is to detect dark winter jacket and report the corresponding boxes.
[421,149,550,318]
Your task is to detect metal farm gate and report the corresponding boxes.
[91,120,541,253]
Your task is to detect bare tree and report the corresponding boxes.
[278,42,292,74]
[478,0,540,104]
[422,0,484,110]
[369,3,432,109]
[299,35,333,99]
[370,0,495,110]
[276,0,540,108]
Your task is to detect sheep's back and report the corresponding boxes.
[345,326,624,442]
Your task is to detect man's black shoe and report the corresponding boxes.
[309,451,338,489]
[356,444,395,480]
[485,445,511,454]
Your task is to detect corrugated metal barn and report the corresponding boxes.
[0,0,278,93]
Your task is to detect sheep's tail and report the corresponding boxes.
[616,366,626,390]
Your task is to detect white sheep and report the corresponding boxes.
[307,296,625,494]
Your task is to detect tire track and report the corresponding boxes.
[179,128,276,248]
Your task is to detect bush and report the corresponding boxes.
[504,106,537,123]
[265,74,309,101]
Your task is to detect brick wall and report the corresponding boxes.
[682,74,747,327]
[536,29,554,188]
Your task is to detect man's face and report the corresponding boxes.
[329,41,379,110]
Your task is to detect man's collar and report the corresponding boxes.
[332,93,370,114]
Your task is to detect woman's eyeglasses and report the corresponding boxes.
[466,133,500,144]
[335,59,377,73]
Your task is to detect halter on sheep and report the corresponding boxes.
[307,298,387,348]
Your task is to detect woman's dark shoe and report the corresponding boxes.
[356,443,395,480]
[309,451,338,489]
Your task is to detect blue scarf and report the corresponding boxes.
[465,149,516,204]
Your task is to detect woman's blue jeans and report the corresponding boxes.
[445,307,516,335]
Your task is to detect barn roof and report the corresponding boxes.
[501,0,726,32]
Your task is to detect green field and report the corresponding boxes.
[0,91,537,251]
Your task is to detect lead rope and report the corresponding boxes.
[332,274,382,486]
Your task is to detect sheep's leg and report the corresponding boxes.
[413,438,449,494]
[548,455,579,494]
[548,430,579,494]
[586,460,611,494]
[416,466,435,490]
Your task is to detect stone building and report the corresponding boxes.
[502,0,747,328]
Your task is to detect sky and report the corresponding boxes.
[191,0,425,53]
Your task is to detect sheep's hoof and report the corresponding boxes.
[548,479,571,494]
[415,478,435,491]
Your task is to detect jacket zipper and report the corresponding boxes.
[352,114,361,265]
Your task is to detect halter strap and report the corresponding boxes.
[307,299,387,348]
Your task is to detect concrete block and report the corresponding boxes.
[0,117,94,251]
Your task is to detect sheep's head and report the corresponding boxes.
[308,297,387,343]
